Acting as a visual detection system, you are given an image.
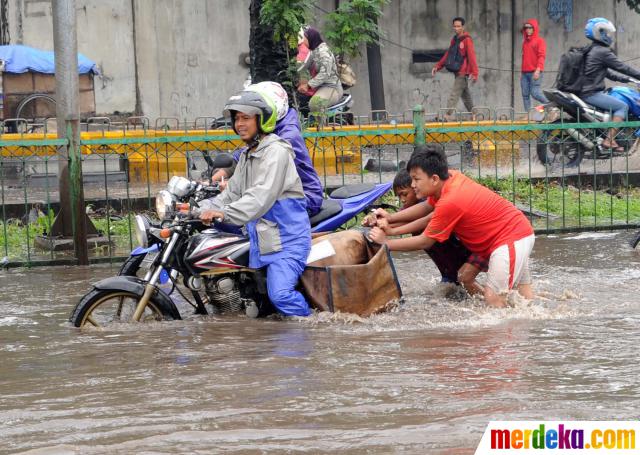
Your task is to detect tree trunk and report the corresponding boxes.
[248,0,294,102]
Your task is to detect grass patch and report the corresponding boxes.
[475,175,640,224]
[0,213,134,261]
[2,178,639,262]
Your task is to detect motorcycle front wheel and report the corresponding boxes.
[70,289,173,328]
[536,127,583,167]
[118,255,144,277]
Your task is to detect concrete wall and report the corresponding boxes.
[6,0,640,120]
[333,0,635,117]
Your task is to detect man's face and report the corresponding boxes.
[453,20,464,36]
[234,112,259,142]
[524,24,534,36]
[410,167,439,199]
[395,186,418,207]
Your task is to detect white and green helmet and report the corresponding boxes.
[245,81,289,121]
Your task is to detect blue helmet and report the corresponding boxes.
[585,17,616,46]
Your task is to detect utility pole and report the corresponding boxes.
[51,0,89,264]
[367,17,386,121]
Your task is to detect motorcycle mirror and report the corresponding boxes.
[211,153,234,169]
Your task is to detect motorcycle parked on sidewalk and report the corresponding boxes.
[536,79,640,167]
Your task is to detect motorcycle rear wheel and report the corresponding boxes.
[70,289,172,328]
[536,128,583,167]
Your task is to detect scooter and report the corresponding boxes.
[536,78,640,167]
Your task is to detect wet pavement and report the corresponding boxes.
[1,231,640,454]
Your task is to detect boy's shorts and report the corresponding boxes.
[485,234,535,293]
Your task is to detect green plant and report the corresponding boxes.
[260,0,311,44]
[473,174,640,223]
[324,0,389,60]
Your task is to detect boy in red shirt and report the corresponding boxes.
[364,169,487,291]
[369,145,535,308]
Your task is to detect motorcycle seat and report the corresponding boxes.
[328,94,353,111]
[330,183,376,199]
[310,199,342,227]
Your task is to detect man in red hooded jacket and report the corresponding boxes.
[432,17,479,120]
[521,18,549,112]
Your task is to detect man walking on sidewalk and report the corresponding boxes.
[432,17,479,121]
[521,18,549,112]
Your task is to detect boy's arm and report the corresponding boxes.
[369,227,436,251]
[537,38,546,71]
[386,213,432,236]
[380,201,432,224]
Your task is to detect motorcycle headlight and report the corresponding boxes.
[167,176,193,198]
[134,214,150,248]
[156,190,175,220]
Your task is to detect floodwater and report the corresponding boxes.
[2,231,640,454]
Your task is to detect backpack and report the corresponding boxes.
[337,61,357,88]
[444,36,467,73]
[555,44,593,93]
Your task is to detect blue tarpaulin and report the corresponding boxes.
[0,44,99,74]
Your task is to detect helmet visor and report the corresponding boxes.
[222,104,262,119]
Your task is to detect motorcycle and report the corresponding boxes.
[69,186,393,328]
[536,78,640,167]
[118,153,392,279]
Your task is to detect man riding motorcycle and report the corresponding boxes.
[211,81,324,217]
[579,17,640,152]
[198,90,313,317]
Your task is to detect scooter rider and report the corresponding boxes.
[211,81,324,217]
[580,17,640,152]
[199,90,313,317]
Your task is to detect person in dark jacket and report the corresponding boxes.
[521,19,549,112]
[432,17,479,120]
[211,81,324,217]
[580,17,640,152]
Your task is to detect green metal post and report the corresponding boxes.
[413,104,425,146]
[67,117,89,264]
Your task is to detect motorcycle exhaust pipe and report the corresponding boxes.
[566,128,595,150]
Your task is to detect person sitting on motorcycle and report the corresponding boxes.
[211,81,324,217]
[199,90,313,317]
[297,26,343,115]
[580,17,640,152]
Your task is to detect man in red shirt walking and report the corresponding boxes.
[432,17,479,120]
[521,18,549,112]
[369,144,535,308]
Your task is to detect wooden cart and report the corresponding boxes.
[0,60,96,132]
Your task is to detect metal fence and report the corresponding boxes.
[2,110,640,266]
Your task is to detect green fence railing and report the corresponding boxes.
[1,112,640,266]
